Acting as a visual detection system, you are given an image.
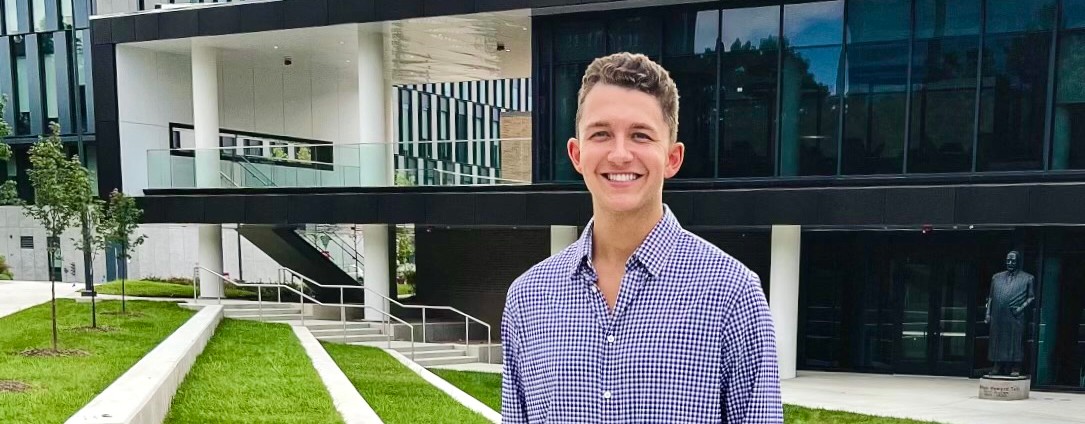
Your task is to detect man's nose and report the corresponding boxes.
[608,136,634,163]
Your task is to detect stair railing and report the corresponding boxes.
[279,267,493,363]
[192,265,415,359]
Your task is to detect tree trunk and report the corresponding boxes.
[82,212,96,328]
[120,248,127,313]
[48,248,58,352]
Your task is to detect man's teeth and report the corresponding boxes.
[606,173,639,182]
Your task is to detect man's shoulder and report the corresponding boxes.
[672,229,762,287]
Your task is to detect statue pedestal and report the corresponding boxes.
[979,375,1030,400]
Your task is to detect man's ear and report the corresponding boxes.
[664,140,685,179]
[567,137,584,175]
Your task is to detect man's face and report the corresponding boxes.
[1006,252,1019,272]
[567,83,684,216]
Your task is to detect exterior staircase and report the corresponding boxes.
[183,301,483,367]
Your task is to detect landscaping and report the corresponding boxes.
[322,343,490,424]
[0,299,194,424]
[96,278,259,299]
[430,369,941,424]
[164,319,342,424]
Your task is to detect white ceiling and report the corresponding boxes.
[127,11,532,85]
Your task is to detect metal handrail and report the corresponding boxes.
[219,171,240,188]
[279,267,494,363]
[234,155,276,187]
[192,266,415,360]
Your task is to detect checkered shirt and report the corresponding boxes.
[501,205,783,423]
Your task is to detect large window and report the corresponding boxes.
[780,0,845,176]
[1036,231,1085,389]
[1051,3,1085,169]
[719,6,779,177]
[665,9,718,178]
[976,0,1055,171]
[39,33,55,129]
[13,34,30,135]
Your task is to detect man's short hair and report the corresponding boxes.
[576,52,680,142]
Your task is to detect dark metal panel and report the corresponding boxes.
[203,195,245,222]
[246,195,289,224]
[378,193,427,223]
[198,5,240,36]
[692,190,752,226]
[955,186,1032,225]
[426,193,477,225]
[80,29,94,133]
[133,13,159,42]
[663,190,696,224]
[376,0,423,21]
[282,0,327,30]
[327,0,376,25]
[884,187,956,225]
[477,0,528,12]
[52,32,72,133]
[0,40,12,129]
[287,194,330,223]
[91,17,110,45]
[167,196,205,223]
[157,8,198,40]
[90,43,115,121]
[1029,185,1085,224]
[476,192,527,225]
[239,0,283,33]
[25,33,42,134]
[109,16,134,43]
[330,193,378,223]
[424,0,475,17]
[817,189,886,226]
[93,119,120,194]
[525,192,587,226]
[74,0,88,28]
[751,190,821,226]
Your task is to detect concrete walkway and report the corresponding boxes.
[0,280,80,319]
[422,364,1085,424]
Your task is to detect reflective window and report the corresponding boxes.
[915,0,981,38]
[1066,0,1085,29]
[985,0,1055,34]
[554,21,604,63]
[4,0,18,34]
[13,35,29,134]
[32,0,44,32]
[846,0,911,43]
[552,63,585,180]
[455,100,468,162]
[75,29,90,132]
[1036,232,1085,389]
[719,6,779,177]
[39,34,56,128]
[784,0,845,48]
[61,0,72,29]
[1051,32,1085,169]
[909,37,980,173]
[608,16,661,57]
[665,9,718,178]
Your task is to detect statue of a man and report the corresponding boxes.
[985,251,1035,377]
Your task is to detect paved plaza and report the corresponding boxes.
[0,280,80,319]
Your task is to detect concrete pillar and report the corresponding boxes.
[550,225,578,255]
[198,225,224,298]
[769,225,801,380]
[357,29,392,187]
[363,224,390,321]
[192,42,224,297]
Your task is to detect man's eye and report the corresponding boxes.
[591,131,609,139]
[633,133,653,141]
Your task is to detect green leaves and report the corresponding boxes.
[24,122,93,248]
[100,189,146,260]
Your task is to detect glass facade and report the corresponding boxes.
[535,0,1084,181]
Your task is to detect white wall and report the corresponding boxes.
[117,46,359,195]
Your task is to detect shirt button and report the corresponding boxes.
[606,335,616,343]
[603,391,612,399]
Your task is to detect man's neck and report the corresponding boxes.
[591,204,665,267]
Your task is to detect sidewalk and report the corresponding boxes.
[0,280,81,319]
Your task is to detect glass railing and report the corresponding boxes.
[145,138,532,190]
[94,0,267,16]
[297,225,364,282]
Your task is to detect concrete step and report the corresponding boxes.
[308,327,383,337]
[304,321,374,331]
[349,341,459,353]
[409,349,468,360]
[220,303,298,310]
[224,308,301,317]
[414,355,480,367]
[316,334,390,344]
[227,314,304,322]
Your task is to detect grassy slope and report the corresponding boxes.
[322,343,490,424]
[0,299,194,424]
[97,279,255,299]
[164,319,343,424]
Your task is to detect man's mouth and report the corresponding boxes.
[603,173,643,182]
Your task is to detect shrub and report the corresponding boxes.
[0,254,11,279]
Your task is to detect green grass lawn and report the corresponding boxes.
[164,319,343,424]
[430,369,940,424]
[0,299,194,424]
[97,279,257,299]
[322,343,490,424]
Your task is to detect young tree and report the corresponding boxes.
[100,189,146,314]
[24,123,92,351]
[73,198,105,327]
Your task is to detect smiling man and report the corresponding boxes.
[501,53,783,423]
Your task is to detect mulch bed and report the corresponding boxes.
[17,348,90,358]
[0,380,31,393]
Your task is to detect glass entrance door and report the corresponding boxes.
[896,256,973,376]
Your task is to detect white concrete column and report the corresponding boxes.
[198,225,224,298]
[192,42,224,297]
[769,225,801,380]
[357,29,392,186]
[550,225,578,255]
[362,224,390,321]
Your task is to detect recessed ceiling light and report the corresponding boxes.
[273,45,279,49]
[346,60,351,63]
[339,41,344,45]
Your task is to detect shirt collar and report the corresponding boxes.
[571,204,683,279]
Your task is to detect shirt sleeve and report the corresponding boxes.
[721,274,783,423]
[501,291,529,423]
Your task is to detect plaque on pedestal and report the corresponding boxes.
[979,375,1030,400]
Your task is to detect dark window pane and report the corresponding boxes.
[915,0,981,38]
[908,37,980,173]
[554,21,604,63]
[75,29,89,132]
[780,46,843,176]
[846,0,911,43]
[1066,0,1085,29]
[607,16,661,57]
[1052,32,1085,169]
[13,35,29,135]
[419,95,430,141]
[843,41,909,175]
[664,9,718,57]
[784,0,844,48]
[552,63,586,181]
[399,91,411,142]
[719,6,780,178]
[976,33,1051,171]
[39,35,55,126]
[985,0,1055,34]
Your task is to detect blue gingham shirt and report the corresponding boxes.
[502,205,782,423]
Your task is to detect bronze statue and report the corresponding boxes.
[985,251,1035,377]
